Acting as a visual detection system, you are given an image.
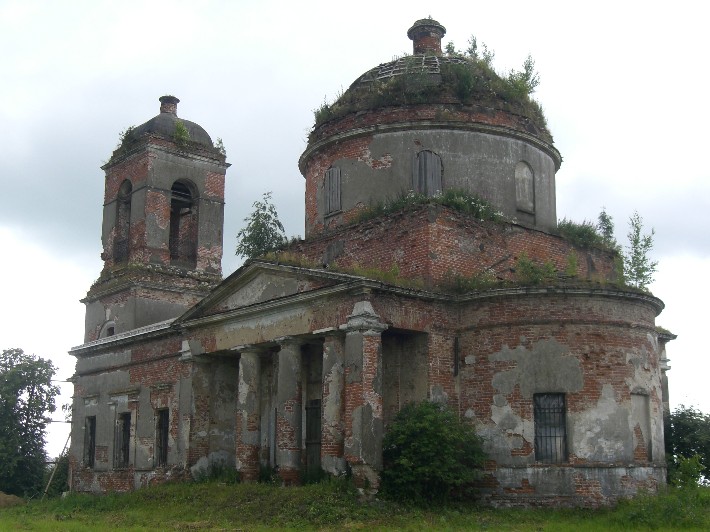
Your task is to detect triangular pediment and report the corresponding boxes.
[175,260,354,323]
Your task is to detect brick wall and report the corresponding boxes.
[290,205,619,288]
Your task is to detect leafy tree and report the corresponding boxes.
[235,191,286,260]
[0,348,59,497]
[465,34,494,66]
[465,35,478,58]
[665,405,710,485]
[42,451,69,498]
[381,401,485,503]
[623,210,658,290]
[597,207,619,250]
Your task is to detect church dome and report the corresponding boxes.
[300,19,561,237]
[131,96,213,147]
[307,18,553,147]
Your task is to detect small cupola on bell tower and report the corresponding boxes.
[82,95,230,342]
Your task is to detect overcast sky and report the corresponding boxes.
[1,0,708,458]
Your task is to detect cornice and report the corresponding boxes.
[300,119,562,174]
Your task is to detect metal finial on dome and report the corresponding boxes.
[407,18,446,55]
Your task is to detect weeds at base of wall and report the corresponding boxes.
[300,467,331,486]
[192,461,239,485]
[612,485,710,529]
[354,189,505,226]
[258,464,280,484]
[4,482,710,529]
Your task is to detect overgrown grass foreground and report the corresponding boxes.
[2,481,710,531]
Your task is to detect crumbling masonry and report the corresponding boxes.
[69,19,674,506]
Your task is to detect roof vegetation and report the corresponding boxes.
[312,36,550,143]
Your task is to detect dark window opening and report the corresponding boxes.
[156,409,169,467]
[414,150,442,197]
[115,412,131,468]
[534,393,567,463]
[305,399,322,475]
[113,180,132,263]
[325,167,341,214]
[100,321,116,339]
[84,416,96,468]
[169,181,198,267]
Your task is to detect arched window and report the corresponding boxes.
[325,167,341,214]
[99,320,116,338]
[169,180,198,267]
[113,180,132,263]
[414,150,442,196]
[515,161,535,213]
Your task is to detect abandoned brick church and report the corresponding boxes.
[69,19,674,506]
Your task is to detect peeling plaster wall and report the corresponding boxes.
[72,261,666,506]
[458,291,666,505]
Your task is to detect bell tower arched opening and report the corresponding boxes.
[169,180,198,268]
[113,180,132,263]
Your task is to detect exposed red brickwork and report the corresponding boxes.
[290,205,619,288]
[412,34,442,54]
[204,171,225,200]
[309,103,541,148]
[321,335,345,461]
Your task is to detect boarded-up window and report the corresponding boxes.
[84,416,96,468]
[115,412,131,468]
[413,150,442,196]
[325,167,341,214]
[515,161,535,213]
[534,393,567,463]
[156,409,169,467]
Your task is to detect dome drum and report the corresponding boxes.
[303,122,558,236]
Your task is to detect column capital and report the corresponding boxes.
[232,344,262,355]
[340,301,388,335]
[275,335,301,347]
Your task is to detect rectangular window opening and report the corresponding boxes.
[325,167,341,214]
[115,412,131,468]
[84,416,96,468]
[156,409,169,467]
[534,393,567,463]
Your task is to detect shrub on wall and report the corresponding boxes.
[380,401,485,503]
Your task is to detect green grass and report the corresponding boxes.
[2,482,710,531]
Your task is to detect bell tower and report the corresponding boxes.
[83,96,229,342]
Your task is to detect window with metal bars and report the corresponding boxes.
[156,409,169,467]
[534,393,567,463]
[84,416,96,468]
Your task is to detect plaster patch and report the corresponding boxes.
[490,338,583,397]
[572,384,631,461]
